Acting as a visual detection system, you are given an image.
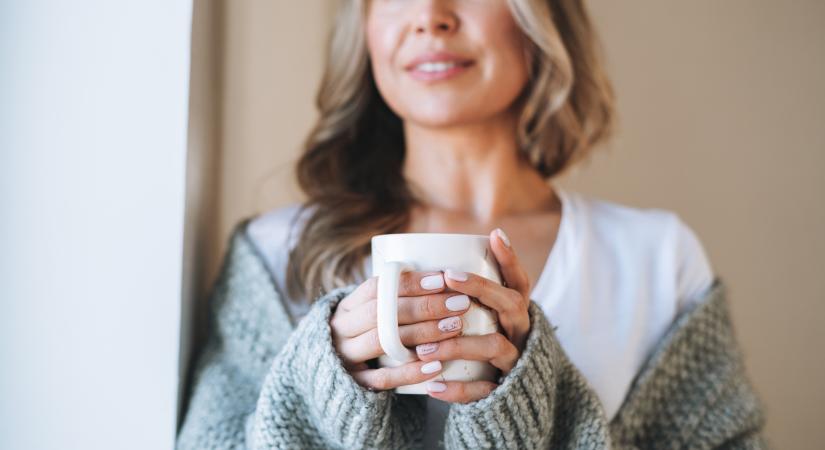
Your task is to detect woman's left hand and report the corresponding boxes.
[416,228,533,403]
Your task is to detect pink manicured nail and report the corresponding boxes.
[495,228,511,248]
[427,381,447,392]
[416,342,439,355]
[445,269,468,282]
[445,294,470,311]
[420,274,445,290]
[438,316,462,332]
[421,360,442,374]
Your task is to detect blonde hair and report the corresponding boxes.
[286,0,616,302]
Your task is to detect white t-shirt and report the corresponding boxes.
[246,186,715,446]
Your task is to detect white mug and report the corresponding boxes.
[370,233,502,394]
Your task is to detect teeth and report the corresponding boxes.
[414,61,461,73]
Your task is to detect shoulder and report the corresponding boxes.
[246,203,308,252]
[572,191,683,243]
[570,191,690,264]
[243,203,314,298]
[569,191,715,311]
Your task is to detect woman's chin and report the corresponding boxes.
[404,109,484,129]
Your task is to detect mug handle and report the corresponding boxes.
[377,261,418,363]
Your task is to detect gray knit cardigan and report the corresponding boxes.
[176,221,768,449]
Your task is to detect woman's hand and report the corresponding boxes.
[416,228,533,403]
[331,271,472,391]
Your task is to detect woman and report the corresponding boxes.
[178,1,767,449]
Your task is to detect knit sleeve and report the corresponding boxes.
[442,300,611,449]
[609,278,768,449]
[176,223,424,450]
[443,278,768,449]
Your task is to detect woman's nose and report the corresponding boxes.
[413,2,459,35]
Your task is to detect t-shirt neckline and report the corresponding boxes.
[529,185,576,305]
[361,185,577,303]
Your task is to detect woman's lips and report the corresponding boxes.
[407,61,475,82]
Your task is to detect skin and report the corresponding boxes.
[329,0,563,404]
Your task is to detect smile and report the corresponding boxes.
[407,60,474,82]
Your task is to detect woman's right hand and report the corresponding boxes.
[330,271,471,391]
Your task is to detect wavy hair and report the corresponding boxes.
[286,0,616,302]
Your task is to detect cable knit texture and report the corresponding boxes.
[177,220,769,449]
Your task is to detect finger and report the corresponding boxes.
[490,228,531,299]
[338,318,464,364]
[443,268,525,317]
[331,301,378,339]
[338,271,446,311]
[333,293,471,339]
[426,380,498,404]
[351,360,445,391]
[398,293,470,324]
[346,362,369,371]
[414,333,519,374]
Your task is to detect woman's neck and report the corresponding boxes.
[401,115,556,225]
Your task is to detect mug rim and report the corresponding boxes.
[372,232,489,241]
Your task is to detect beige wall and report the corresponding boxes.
[560,3,825,448]
[196,1,825,447]
[180,0,223,424]
[219,0,333,243]
[181,0,333,421]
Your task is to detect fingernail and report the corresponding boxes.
[420,274,444,290]
[438,316,462,332]
[427,381,447,392]
[445,269,468,282]
[445,294,470,311]
[416,342,439,355]
[495,228,511,248]
[421,360,442,374]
